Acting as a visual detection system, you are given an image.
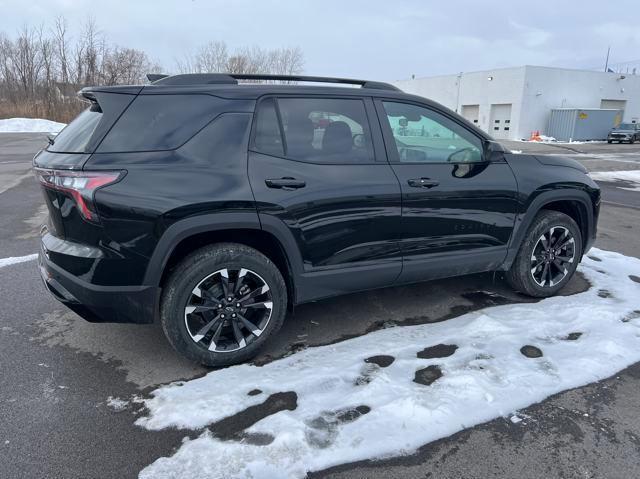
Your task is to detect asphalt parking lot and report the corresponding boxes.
[1,133,640,478]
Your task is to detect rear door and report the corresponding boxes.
[374,99,518,284]
[248,96,402,302]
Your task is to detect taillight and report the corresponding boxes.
[35,168,125,223]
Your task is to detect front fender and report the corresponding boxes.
[501,188,595,270]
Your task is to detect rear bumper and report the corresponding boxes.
[39,239,159,324]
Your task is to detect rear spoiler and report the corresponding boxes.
[147,73,169,83]
[77,85,143,111]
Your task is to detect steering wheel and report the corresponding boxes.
[447,147,476,163]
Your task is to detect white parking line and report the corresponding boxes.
[0,253,38,268]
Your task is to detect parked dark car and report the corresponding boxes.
[35,73,600,366]
[607,122,640,143]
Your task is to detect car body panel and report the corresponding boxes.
[35,79,600,324]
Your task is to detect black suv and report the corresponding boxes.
[35,73,600,366]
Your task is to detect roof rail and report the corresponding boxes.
[145,72,400,91]
[229,74,400,91]
[150,73,238,85]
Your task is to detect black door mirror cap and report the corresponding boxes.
[484,140,506,162]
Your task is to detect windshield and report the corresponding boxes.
[617,123,637,130]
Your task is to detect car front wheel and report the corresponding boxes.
[506,210,582,297]
[160,243,287,366]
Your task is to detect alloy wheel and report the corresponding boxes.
[530,226,576,287]
[184,268,273,352]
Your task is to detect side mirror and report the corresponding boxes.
[400,147,427,162]
[483,140,506,162]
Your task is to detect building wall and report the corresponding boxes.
[394,66,640,140]
[519,66,640,140]
[394,67,527,139]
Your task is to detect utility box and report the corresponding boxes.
[548,108,623,141]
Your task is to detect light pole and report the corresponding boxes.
[455,72,463,113]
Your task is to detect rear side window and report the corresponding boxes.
[253,97,375,164]
[48,106,102,153]
[97,94,219,152]
[253,98,284,156]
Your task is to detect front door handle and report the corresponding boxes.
[407,178,439,188]
[265,177,306,190]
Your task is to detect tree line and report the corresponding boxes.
[0,17,304,123]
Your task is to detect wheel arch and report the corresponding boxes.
[143,212,302,307]
[501,189,594,270]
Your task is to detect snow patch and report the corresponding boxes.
[0,254,38,269]
[137,249,640,479]
[590,170,640,192]
[0,118,66,133]
[106,396,129,412]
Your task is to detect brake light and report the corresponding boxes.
[35,168,124,223]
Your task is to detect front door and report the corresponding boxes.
[249,96,402,302]
[375,99,518,284]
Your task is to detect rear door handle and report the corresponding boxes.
[407,178,439,188]
[265,177,306,189]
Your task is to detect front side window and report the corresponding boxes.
[382,101,483,163]
[268,97,374,163]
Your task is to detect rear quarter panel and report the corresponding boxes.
[84,111,256,286]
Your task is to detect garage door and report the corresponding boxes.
[600,100,626,126]
[600,99,626,112]
[489,104,512,139]
[461,104,479,126]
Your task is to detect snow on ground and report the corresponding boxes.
[0,118,66,133]
[0,254,38,269]
[136,248,640,479]
[106,396,130,412]
[591,170,640,192]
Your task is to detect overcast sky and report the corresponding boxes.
[1,0,639,80]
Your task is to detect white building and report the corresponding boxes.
[394,65,640,140]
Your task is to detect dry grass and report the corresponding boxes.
[0,100,84,123]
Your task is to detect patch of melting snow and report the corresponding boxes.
[590,170,640,192]
[0,254,38,269]
[107,396,130,412]
[137,248,640,479]
[0,117,66,133]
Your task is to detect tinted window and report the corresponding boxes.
[253,98,284,156]
[276,98,374,163]
[48,106,102,153]
[382,102,483,163]
[98,94,219,152]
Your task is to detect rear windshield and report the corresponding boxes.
[48,106,102,153]
[97,94,221,152]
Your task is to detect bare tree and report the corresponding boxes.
[53,16,70,85]
[177,41,305,77]
[196,41,229,73]
[0,17,305,122]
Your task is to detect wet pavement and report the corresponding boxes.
[1,133,640,478]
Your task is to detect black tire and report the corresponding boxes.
[630,138,635,144]
[607,140,612,144]
[506,210,582,297]
[160,243,287,367]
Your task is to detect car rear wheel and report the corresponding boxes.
[160,243,287,366]
[506,210,582,297]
